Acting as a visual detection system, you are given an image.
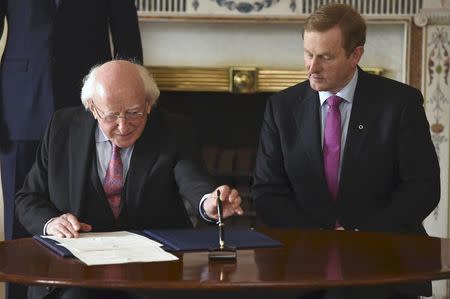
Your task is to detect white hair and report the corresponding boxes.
[80,60,160,109]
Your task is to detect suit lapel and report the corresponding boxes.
[68,110,96,216]
[125,110,161,224]
[89,153,105,203]
[340,68,373,186]
[293,87,324,178]
[292,86,334,206]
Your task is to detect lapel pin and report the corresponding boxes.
[358,124,364,130]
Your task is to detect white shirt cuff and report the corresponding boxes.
[43,218,56,235]
[198,193,216,223]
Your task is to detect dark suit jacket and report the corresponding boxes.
[0,0,142,148]
[252,68,440,296]
[16,106,216,299]
[253,68,439,233]
[16,106,215,235]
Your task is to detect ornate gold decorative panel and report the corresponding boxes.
[147,66,384,93]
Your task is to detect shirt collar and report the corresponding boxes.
[95,124,134,152]
[319,69,358,106]
[95,124,109,143]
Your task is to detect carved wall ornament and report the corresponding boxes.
[442,0,450,9]
[136,0,422,18]
[414,8,450,27]
[428,27,450,86]
[193,0,199,10]
[211,0,280,13]
[425,26,450,225]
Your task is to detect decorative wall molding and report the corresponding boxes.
[424,25,450,237]
[136,0,423,19]
[212,0,281,13]
[414,8,450,27]
[300,0,422,15]
[423,26,450,299]
[415,3,450,298]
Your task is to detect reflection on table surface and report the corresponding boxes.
[0,229,447,292]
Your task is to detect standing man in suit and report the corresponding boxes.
[0,3,142,297]
[252,3,440,299]
[16,59,243,299]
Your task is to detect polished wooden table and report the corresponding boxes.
[0,229,449,297]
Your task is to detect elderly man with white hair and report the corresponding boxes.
[15,60,243,299]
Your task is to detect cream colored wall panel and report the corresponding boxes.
[140,21,408,81]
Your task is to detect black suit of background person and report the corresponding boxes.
[0,0,142,239]
[252,3,440,299]
[0,1,142,298]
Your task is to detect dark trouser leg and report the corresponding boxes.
[1,141,40,299]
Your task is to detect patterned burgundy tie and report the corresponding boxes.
[323,95,343,201]
[103,144,123,219]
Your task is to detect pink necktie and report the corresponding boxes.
[323,95,343,201]
[103,144,123,219]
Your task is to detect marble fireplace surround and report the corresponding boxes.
[139,20,409,83]
[135,0,426,84]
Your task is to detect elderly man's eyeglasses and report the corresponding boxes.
[90,101,146,123]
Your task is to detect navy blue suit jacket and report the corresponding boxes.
[0,0,142,147]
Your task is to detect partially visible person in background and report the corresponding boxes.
[0,1,142,298]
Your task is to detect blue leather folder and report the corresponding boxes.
[33,228,282,256]
[143,227,282,251]
[33,235,74,257]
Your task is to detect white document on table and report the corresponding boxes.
[43,231,178,265]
